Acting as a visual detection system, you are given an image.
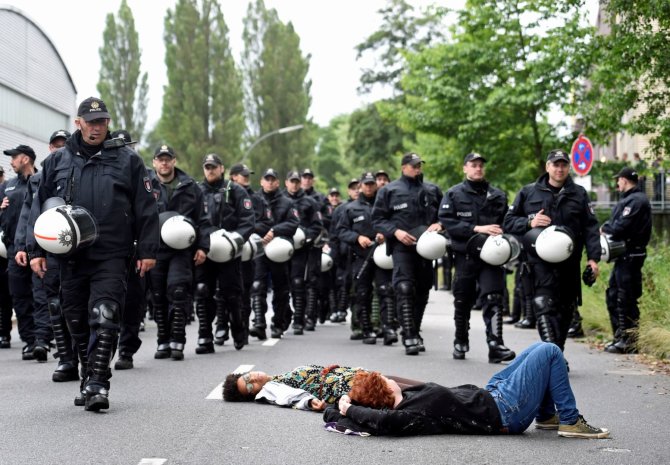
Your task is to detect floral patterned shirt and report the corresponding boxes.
[271,365,365,404]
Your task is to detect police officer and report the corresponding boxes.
[337,172,397,345]
[316,187,342,323]
[439,153,516,363]
[194,154,254,354]
[149,145,210,361]
[2,145,52,361]
[602,167,651,354]
[229,163,256,342]
[300,168,327,208]
[372,153,443,355]
[0,162,11,350]
[29,97,158,411]
[249,168,299,339]
[504,149,601,354]
[284,170,324,334]
[329,178,360,324]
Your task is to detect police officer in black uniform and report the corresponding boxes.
[249,168,299,339]
[29,97,158,411]
[504,149,601,354]
[229,162,257,342]
[0,165,10,350]
[149,145,210,361]
[337,172,397,345]
[284,170,324,334]
[372,153,443,355]
[439,153,516,363]
[602,167,651,354]
[194,154,255,354]
[2,144,52,361]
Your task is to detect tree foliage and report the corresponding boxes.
[347,103,406,172]
[158,0,244,174]
[241,0,313,176]
[97,0,148,143]
[582,0,670,157]
[384,0,594,190]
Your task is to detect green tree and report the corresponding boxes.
[241,1,313,175]
[347,104,406,172]
[314,115,349,190]
[394,0,593,189]
[97,0,148,143]
[158,0,244,174]
[582,1,670,157]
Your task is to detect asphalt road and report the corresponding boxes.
[1,289,668,465]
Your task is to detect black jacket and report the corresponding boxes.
[284,188,324,241]
[0,170,35,253]
[151,167,211,253]
[252,189,299,239]
[503,173,601,262]
[13,170,41,253]
[601,185,651,254]
[336,193,379,258]
[439,180,507,253]
[199,178,255,241]
[323,383,503,436]
[28,130,159,261]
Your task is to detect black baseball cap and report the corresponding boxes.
[154,144,176,158]
[77,97,111,122]
[263,168,279,179]
[202,153,223,167]
[49,129,71,144]
[464,152,486,164]
[347,178,360,188]
[546,149,570,163]
[401,152,424,166]
[374,169,390,178]
[328,187,340,195]
[286,170,301,181]
[110,129,132,144]
[301,168,315,177]
[230,163,253,176]
[613,166,639,183]
[3,144,36,160]
[360,172,376,184]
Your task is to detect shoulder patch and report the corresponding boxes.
[143,177,152,193]
[622,206,631,217]
[243,198,252,210]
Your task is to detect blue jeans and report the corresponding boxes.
[485,342,579,433]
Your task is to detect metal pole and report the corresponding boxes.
[241,124,304,163]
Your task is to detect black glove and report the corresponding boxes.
[582,265,596,287]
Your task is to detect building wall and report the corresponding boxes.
[0,6,76,174]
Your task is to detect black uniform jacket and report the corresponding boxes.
[284,188,324,241]
[28,131,159,261]
[439,180,507,253]
[252,189,299,239]
[372,174,442,253]
[503,173,601,263]
[336,193,378,258]
[151,167,211,253]
[13,170,41,252]
[601,185,651,254]
[323,382,503,436]
[0,170,35,252]
[199,178,255,241]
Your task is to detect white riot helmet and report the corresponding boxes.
[34,205,98,256]
[416,231,450,260]
[242,233,264,262]
[0,231,6,259]
[208,229,244,263]
[600,235,626,263]
[264,237,294,263]
[473,234,521,266]
[321,253,334,272]
[293,227,306,250]
[526,225,574,263]
[159,211,196,250]
[373,242,394,270]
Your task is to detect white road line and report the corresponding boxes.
[262,338,279,346]
[138,459,167,465]
[234,364,255,374]
[206,383,223,400]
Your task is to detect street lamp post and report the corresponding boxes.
[242,124,304,163]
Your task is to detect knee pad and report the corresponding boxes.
[396,281,414,297]
[47,297,61,315]
[152,291,167,305]
[616,288,632,307]
[251,280,265,294]
[378,283,393,298]
[169,285,187,302]
[195,283,209,300]
[533,295,555,317]
[291,277,304,290]
[90,300,120,329]
[485,293,504,306]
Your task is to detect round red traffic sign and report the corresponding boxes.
[571,135,594,176]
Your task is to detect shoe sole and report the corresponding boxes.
[535,424,559,430]
[53,372,80,382]
[558,430,609,439]
[85,395,110,411]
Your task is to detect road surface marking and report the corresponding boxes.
[262,339,279,346]
[138,459,167,465]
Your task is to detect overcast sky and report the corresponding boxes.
[3,0,599,129]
